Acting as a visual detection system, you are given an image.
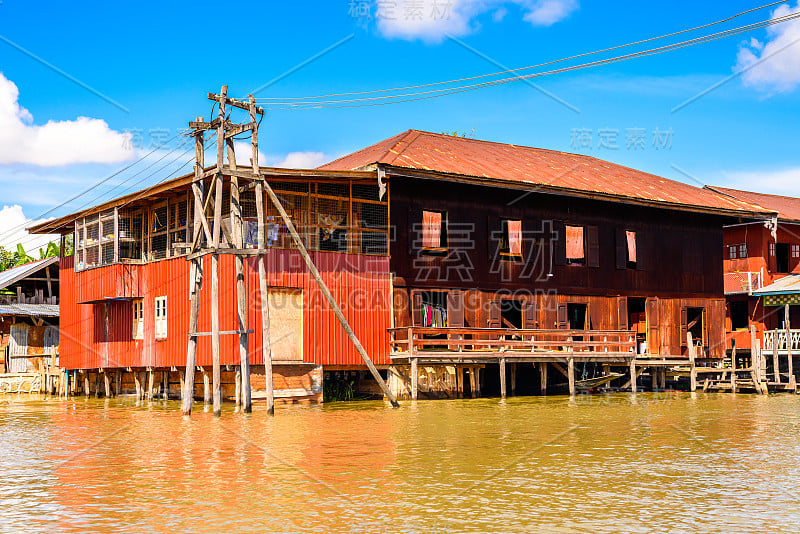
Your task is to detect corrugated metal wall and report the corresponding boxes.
[58,251,391,370]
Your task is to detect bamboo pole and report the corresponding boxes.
[182,118,204,416]
[262,178,399,407]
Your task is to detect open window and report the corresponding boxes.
[730,300,749,331]
[412,290,464,328]
[777,243,791,273]
[499,218,522,258]
[567,303,588,330]
[421,210,447,254]
[132,299,144,340]
[681,306,706,347]
[565,225,585,265]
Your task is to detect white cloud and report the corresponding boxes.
[232,141,267,167]
[0,72,134,166]
[721,167,800,196]
[273,151,330,168]
[375,0,578,42]
[0,205,59,253]
[736,1,800,93]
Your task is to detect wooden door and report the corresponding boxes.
[9,324,29,373]
[645,297,659,356]
[268,289,303,361]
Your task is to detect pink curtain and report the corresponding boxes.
[422,211,441,248]
[507,220,522,255]
[566,225,584,259]
[626,230,637,262]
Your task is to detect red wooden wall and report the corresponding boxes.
[58,251,392,370]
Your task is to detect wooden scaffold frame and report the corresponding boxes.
[180,86,398,416]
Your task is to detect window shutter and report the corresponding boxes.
[557,303,568,329]
[617,296,628,330]
[489,300,502,328]
[636,230,647,271]
[412,291,423,326]
[646,297,659,355]
[615,228,627,269]
[523,300,538,329]
[447,290,465,328]
[680,306,688,347]
[553,220,566,266]
[587,225,599,268]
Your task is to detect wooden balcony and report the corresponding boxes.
[762,329,800,356]
[389,327,637,364]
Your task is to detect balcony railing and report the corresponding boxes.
[762,329,800,354]
[389,327,637,361]
[724,271,762,295]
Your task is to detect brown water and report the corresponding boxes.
[1,393,800,533]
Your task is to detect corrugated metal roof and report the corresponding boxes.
[0,257,58,291]
[320,130,772,216]
[753,274,800,296]
[706,186,800,222]
[0,303,59,317]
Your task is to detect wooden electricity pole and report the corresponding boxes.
[181,85,398,416]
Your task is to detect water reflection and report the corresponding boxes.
[1,393,799,533]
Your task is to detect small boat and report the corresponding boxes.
[575,373,623,391]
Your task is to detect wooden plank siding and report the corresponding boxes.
[390,177,728,359]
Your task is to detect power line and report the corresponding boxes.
[251,7,798,109]
[248,1,787,103]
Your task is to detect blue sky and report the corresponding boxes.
[1,0,800,250]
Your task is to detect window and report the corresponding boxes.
[728,243,747,260]
[776,243,790,273]
[154,296,167,339]
[421,210,447,252]
[730,301,749,331]
[132,300,144,340]
[567,303,588,330]
[500,219,522,257]
[793,244,800,259]
[626,230,637,268]
[565,225,585,265]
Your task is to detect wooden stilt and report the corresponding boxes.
[629,360,637,393]
[456,365,463,398]
[235,368,241,406]
[162,371,169,400]
[510,362,516,396]
[687,332,697,391]
[786,304,795,392]
[179,370,185,401]
[773,329,780,383]
[470,367,480,398]
[410,358,418,400]
[84,373,90,397]
[147,369,155,400]
[499,358,507,398]
[540,362,547,394]
[202,368,211,404]
[730,346,737,393]
[567,357,575,396]
[103,372,111,398]
[134,371,142,399]
[115,370,122,396]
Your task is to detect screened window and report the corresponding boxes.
[154,296,167,339]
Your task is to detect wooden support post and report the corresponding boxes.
[773,328,780,383]
[263,175,399,407]
[162,371,169,400]
[470,367,480,398]
[499,358,507,398]
[84,373,90,397]
[179,370,185,400]
[103,372,110,398]
[147,369,154,400]
[134,371,142,399]
[115,370,122,396]
[235,368,241,406]
[687,332,697,392]
[410,358,418,400]
[209,86,226,417]
[629,360,637,393]
[510,362,516,396]
[455,365,463,398]
[540,362,547,394]
[730,346,737,393]
[202,368,211,404]
[567,357,575,396]
[182,122,204,415]
[786,304,795,392]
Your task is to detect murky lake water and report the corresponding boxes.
[2,393,800,533]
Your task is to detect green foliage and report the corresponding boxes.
[323,379,355,402]
[441,128,476,138]
[0,240,62,272]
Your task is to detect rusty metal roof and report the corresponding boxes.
[0,257,58,291]
[706,186,800,222]
[320,130,771,216]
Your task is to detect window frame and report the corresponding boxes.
[499,218,523,259]
[154,296,167,340]
[132,299,144,340]
[420,209,448,255]
[565,224,586,266]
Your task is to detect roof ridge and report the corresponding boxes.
[379,129,420,165]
